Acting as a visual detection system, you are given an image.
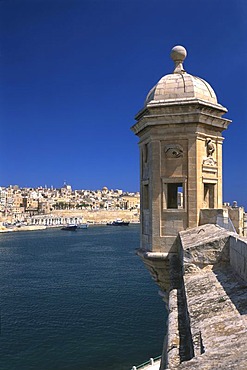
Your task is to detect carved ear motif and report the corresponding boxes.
[206,138,215,157]
[164,144,183,158]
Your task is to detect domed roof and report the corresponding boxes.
[145,45,218,106]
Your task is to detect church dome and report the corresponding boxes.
[145,45,218,106]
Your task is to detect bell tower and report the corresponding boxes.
[131,45,231,255]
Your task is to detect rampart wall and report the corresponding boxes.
[159,224,247,370]
[51,209,139,223]
[229,236,247,281]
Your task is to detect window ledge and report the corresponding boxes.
[163,209,186,213]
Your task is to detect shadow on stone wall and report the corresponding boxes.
[213,264,247,316]
[169,254,195,363]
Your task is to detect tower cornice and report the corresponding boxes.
[132,99,231,136]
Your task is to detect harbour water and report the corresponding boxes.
[0,224,166,370]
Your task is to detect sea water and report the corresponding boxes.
[0,224,167,370]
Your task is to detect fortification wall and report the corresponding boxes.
[51,209,139,223]
[159,224,247,369]
[229,236,247,281]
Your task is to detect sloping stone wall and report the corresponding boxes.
[160,224,247,369]
[229,236,247,281]
[176,264,247,370]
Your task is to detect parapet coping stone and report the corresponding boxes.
[176,264,247,369]
[179,224,235,250]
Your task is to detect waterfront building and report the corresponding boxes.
[120,195,140,210]
[0,184,140,225]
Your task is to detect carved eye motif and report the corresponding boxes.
[164,144,183,158]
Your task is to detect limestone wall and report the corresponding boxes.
[51,209,139,223]
[228,207,245,236]
[158,224,247,369]
[176,264,247,370]
[229,236,247,281]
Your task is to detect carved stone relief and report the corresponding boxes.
[203,157,217,166]
[206,138,215,157]
[203,138,217,169]
[164,144,183,158]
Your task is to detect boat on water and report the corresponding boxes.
[61,224,77,231]
[77,223,89,229]
[107,219,129,226]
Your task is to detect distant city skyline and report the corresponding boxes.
[0,0,246,207]
[0,182,139,192]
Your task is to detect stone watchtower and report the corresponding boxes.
[132,45,231,255]
[131,46,247,370]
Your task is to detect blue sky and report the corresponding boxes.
[0,0,246,207]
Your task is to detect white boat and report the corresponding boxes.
[107,218,129,226]
[77,223,88,229]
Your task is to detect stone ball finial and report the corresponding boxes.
[170,45,187,73]
[170,45,187,62]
